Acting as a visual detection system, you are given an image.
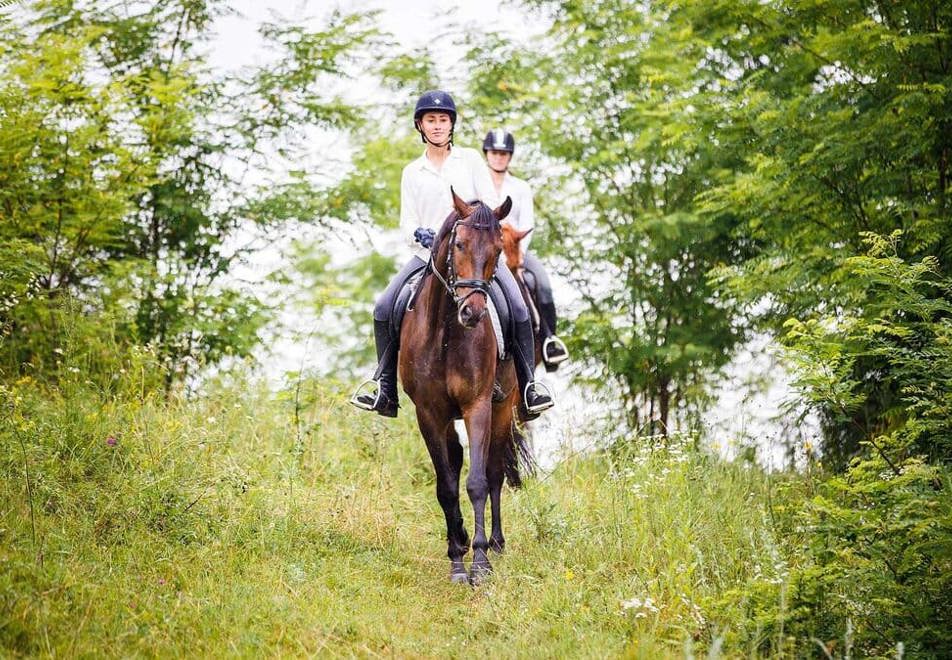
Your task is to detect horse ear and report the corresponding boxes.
[517,227,534,241]
[493,196,513,221]
[450,186,474,218]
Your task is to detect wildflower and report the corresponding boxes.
[106,435,117,446]
[565,569,575,580]
[622,596,660,618]
[622,597,643,610]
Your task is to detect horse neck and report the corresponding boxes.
[418,252,454,331]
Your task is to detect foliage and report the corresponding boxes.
[690,0,952,463]
[465,2,748,434]
[0,0,377,385]
[792,445,952,657]
[784,233,952,467]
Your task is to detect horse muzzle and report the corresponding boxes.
[453,279,491,329]
[458,302,487,328]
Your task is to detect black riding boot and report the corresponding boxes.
[538,301,568,371]
[514,317,553,419]
[352,319,399,417]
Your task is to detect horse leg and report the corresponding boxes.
[464,403,493,584]
[417,409,469,583]
[487,438,506,554]
[445,424,469,558]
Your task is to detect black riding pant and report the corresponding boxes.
[523,252,553,306]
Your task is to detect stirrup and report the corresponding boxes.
[523,380,555,414]
[542,336,569,365]
[350,378,382,411]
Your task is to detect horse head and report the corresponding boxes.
[432,188,512,329]
[500,222,532,271]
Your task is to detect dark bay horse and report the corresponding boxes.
[399,189,523,584]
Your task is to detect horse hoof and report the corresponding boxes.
[469,562,492,586]
[450,570,469,584]
[489,539,506,554]
[469,569,491,586]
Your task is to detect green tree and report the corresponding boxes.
[0,1,377,385]
[465,2,747,433]
[689,0,952,466]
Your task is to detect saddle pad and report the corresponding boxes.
[486,297,506,360]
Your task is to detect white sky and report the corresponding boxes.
[207,0,542,74]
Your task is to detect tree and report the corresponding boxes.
[0,1,378,385]
[689,0,952,466]
[465,2,748,433]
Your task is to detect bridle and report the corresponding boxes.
[429,214,498,323]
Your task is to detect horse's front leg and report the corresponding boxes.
[417,408,469,583]
[464,401,494,584]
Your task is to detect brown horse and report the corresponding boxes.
[500,223,542,369]
[399,189,523,584]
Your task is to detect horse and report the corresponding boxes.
[499,224,541,368]
[399,189,525,585]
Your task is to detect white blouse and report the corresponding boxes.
[493,172,535,255]
[399,146,499,261]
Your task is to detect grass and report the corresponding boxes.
[1,372,795,657]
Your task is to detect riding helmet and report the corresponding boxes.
[413,90,457,124]
[482,128,515,153]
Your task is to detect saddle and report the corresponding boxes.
[391,269,512,362]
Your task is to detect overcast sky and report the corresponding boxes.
[207,0,542,75]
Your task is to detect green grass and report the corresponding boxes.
[1,373,794,657]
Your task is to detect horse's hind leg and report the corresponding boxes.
[418,410,469,583]
[487,439,506,554]
[445,424,469,555]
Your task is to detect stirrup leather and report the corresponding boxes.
[523,380,555,414]
[542,336,569,365]
[350,378,382,411]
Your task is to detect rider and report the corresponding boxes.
[351,91,554,419]
[483,128,569,371]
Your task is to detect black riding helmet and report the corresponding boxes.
[482,128,515,154]
[414,90,457,145]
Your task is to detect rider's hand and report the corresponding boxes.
[414,227,436,249]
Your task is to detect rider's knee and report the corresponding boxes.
[373,294,390,322]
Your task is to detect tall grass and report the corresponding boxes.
[2,368,796,657]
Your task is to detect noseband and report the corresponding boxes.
[430,216,497,319]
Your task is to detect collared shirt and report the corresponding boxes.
[494,172,535,256]
[400,146,498,261]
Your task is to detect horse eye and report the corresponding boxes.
[454,241,464,250]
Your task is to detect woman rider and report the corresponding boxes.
[351,90,554,419]
[482,128,569,371]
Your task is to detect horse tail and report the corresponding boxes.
[505,417,538,488]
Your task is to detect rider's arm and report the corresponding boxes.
[400,163,435,260]
[399,166,421,248]
[471,149,500,208]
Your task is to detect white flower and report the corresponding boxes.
[622,597,643,610]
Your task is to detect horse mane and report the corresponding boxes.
[431,200,500,259]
